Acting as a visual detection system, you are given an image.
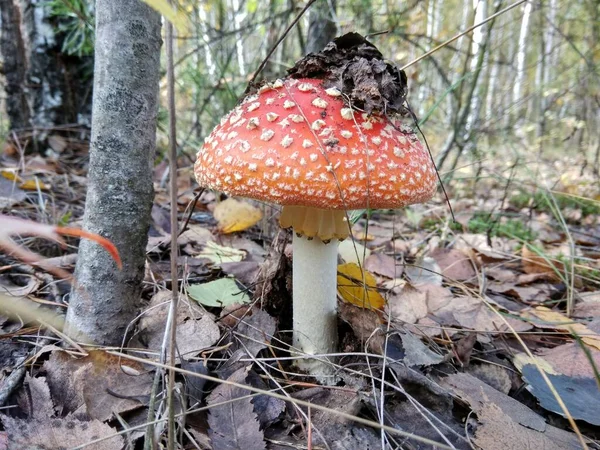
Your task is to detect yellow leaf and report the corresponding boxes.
[213,198,262,234]
[139,0,189,32]
[337,262,385,310]
[19,178,48,191]
[0,169,22,182]
[523,306,600,350]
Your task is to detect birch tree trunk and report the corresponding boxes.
[64,0,161,345]
[0,0,93,149]
[512,1,532,118]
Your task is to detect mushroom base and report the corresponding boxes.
[292,232,339,383]
[279,206,350,241]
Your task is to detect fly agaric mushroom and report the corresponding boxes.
[194,34,437,381]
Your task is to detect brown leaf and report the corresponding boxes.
[521,245,563,282]
[1,415,124,450]
[473,403,580,450]
[17,375,54,419]
[339,301,385,353]
[429,248,477,282]
[44,350,153,421]
[138,290,220,359]
[364,252,400,279]
[207,367,266,450]
[386,283,428,324]
[455,233,512,262]
[534,342,600,379]
[229,306,277,357]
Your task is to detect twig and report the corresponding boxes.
[401,0,527,70]
[0,366,25,406]
[165,2,179,449]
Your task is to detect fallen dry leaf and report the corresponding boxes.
[213,198,263,233]
[207,366,266,450]
[516,342,600,379]
[44,350,153,421]
[138,290,220,358]
[404,256,443,286]
[337,262,385,310]
[386,283,428,324]
[522,306,600,350]
[1,415,124,450]
[429,247,477,282]
[19,178,49,191]
[197,241,246,265]
[472,403,580,450]
[441,372,581,449]
[228,306,277,357]
[513,354,600,426]
[364,252,400,279]
[521,245,563,282]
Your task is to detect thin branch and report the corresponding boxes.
[165,2,179,448]
[401,0,527,70]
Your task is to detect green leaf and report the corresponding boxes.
[187,278,250,308]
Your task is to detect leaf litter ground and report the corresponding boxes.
[0,142,599,449]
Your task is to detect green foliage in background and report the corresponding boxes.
[46,0,95,57]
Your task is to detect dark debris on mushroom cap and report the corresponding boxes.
[287,32,409,116]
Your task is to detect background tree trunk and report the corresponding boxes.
[0,0,93,150]
[306,0,337,53]
[64,0,161,345]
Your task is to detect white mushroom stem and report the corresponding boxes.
[292,232,339,382]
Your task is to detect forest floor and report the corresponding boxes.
[0,141,599,449]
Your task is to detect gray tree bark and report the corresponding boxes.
[64,0,161,345]
[306,0,337,53]
[0,0,93,147]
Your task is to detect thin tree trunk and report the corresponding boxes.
[0,0,30,130]
[65,0,162,345]
[512,1,532,116]
[306,0,337,53]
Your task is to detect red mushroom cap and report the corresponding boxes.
[194,78,436,211]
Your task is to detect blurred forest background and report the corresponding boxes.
[1,0,599,185]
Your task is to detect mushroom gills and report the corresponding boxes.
[279,205,350,241]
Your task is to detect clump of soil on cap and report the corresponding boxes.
[287,32,409,116]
